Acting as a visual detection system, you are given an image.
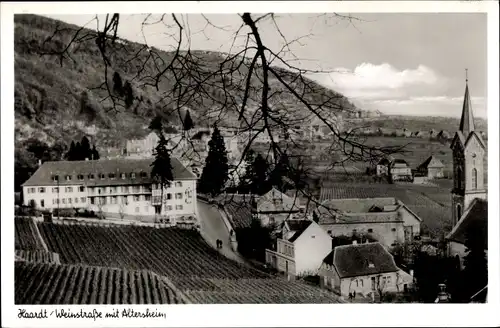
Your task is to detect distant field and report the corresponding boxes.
[319,183,454,238]
[344,116,488,135]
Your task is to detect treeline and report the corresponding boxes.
[15,136,100,192]
[65,136,100,161]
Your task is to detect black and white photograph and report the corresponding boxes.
[2,1,499,327]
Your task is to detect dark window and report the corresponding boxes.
[109,173,116,179]
[88,174,95,180]
[52,175,59,182]
[140,172,147,178]
[472,168,478,189]
[77,174,84,180]
[391,228,396,232]
[99,173,105,180]
[368,228,373,233]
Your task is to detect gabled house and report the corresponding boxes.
[417,155,445,179]
[318,242,414,298]
[437,130,452,141]
[315,197,422,247]
[389,159,412,182]
[265,219,332,277]
[253,188,302,227]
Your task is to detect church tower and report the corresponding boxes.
[450,71,487,227]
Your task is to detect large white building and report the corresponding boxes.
[21,157,198,221]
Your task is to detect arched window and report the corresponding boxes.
[457,204,462,221]
[472,168,478,189]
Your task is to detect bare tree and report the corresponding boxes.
[36,13,408,215]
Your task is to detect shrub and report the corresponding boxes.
[53,208,76,218]
[15,206,42,217]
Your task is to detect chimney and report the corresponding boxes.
[85,158,89,161]
[410,269,414,277]
[38,159,42,166]
[352,240,358,245]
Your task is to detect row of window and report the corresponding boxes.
[89,195,152,205]
[151,192,187,203]
[27,182,187,195]
[326,228,397,236]
[52,172,150,182]
[52,197,87,205]
[153,182,184,188]
[27,186,86,194]
[90,185,151,194]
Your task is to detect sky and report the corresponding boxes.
[44,13,488,118]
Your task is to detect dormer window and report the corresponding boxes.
[65,175,72,181]
[131,173,136,179]
[368,263,375,268]
[140,172,147,178]
[88,174,95,180]
[121,173,126,179]
[77,174,84,181]
[52,175,59,182]
[99,173,106,180]
[109,173,116,179]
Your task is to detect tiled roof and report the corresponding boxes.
[328,242,399,278]
[286,220,313,243]
[418,155,445,170]
[390,159,409,168]
[324,212,401,225]
[318,198,398,215]
[257,188,301,213]
[22,157,197,187]
[446,198,488,248]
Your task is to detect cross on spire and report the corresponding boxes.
[465,68,468,83]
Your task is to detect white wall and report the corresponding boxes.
[23,184,88,210]
[294,223,332,275]
[23,179,197,218]
[399,206,421,237]
[151,179,197,216]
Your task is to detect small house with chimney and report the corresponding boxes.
[318,242,414,298]
[417,155,445,179]
[314,197,422,247]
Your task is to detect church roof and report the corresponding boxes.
[446,198,488,249]
[459,81,475,135]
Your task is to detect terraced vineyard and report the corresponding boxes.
[15,249,60,264]
[319,183,453,238]
[15,217,46,251]
[37,222,268,280]
[25,222,342,304]
[15,261,185,305]
[177,278,343,304]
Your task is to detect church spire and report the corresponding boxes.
[459,69,475,135]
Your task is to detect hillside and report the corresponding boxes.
[14,14,358,150]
